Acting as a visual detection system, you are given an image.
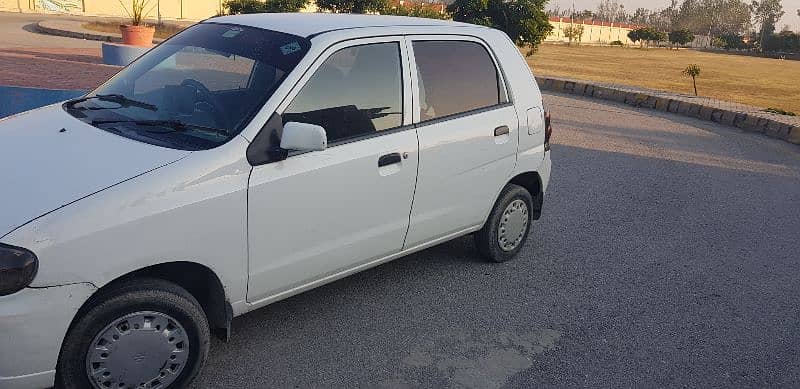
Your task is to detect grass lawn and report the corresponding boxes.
[528,44,800,115]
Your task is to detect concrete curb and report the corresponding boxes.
[536,76,800,146]
[36,20,165,44]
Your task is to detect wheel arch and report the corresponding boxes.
[67,261,233,343]
[508,171,543,220]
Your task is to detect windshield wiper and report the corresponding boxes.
[66,94,158,111]
[91,119,231,138]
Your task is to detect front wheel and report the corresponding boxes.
[56,278,210,389]
[475,184,534,263]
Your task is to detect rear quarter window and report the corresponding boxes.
[412,40,504,121]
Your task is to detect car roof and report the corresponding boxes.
[205,13,482,38]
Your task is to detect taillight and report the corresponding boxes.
[544,110,552,151]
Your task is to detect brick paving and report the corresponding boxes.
[0,47,119,90]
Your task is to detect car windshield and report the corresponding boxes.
[64,23,310,151]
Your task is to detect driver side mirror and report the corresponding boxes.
[280,122,327,152]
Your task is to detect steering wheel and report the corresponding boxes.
[180,79,225,126]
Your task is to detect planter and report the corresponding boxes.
[119,25,155,47]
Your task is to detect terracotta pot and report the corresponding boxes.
[119,25,155,47]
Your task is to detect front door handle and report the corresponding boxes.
[494,126,510,136]
[378,152,402,167]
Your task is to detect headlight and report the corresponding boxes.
[0,243,38,296]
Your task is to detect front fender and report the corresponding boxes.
[1,138,252,308]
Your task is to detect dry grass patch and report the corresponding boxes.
[528,44,800,114]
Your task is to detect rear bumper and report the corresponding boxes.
[0,283,97,388]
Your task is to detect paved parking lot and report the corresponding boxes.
[192,94,800,388]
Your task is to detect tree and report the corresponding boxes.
[448,0,553,49]
[628,28,642,46]
[382,3,448,19]
[671,0,750,38]
[682,64,701,96]
[629,27,667,47]
[563,24,585,45]
[316,0,386,13]
[669,29,695,48]
[576,9,595,20]
[596,0,626,22]
[751,0,785,50]
[630,7,651,25]
[224,0,307,13]
[717,33,747,49]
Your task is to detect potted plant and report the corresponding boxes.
[119,0,155,47]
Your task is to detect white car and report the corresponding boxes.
[0,13,552,389]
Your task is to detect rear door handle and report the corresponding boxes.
[378,152,402,167]
[494,126,510,136]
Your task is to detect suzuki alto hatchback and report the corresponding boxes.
[0,13,552,389]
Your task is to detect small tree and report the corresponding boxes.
[669,29,695,49]
[682,64,701,96]
[563,24,585,46]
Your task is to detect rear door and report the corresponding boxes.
[246,37,418,303]
[404,36,519,248]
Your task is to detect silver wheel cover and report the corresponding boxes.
[86,311,190,389]
[498,199,529,252]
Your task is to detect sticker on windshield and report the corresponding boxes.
[222,27,243,38]
[280,42,302,55]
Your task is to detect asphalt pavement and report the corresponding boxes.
[0,12,102,49]
[191,93,800,388]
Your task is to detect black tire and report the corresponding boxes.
[475,184,534,263]
[56,278,210,389]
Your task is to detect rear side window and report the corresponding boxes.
[412,40,503,121]
[283,42,403,143]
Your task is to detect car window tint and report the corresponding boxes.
[412,40,501,121]
[283,42,403,143]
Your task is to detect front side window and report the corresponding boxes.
[283,42,403,143]
[64,23,310,151]
[413,40,503,121]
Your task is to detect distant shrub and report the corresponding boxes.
[610,40,624,46]
[764,108,797,116]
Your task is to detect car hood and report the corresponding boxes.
[0,105,190,238]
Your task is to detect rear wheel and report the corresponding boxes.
[475,184,534,263]
[56,278,209,389]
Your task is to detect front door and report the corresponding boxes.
[246,38,417,303]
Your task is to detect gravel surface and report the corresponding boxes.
[192,93,800,388]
